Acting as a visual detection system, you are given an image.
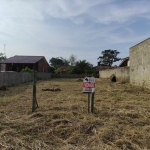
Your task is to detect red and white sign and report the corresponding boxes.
[83,77,95,93]
[83,82,95,88]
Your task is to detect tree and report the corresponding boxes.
[49,57,69,69]
[72,60,95,75]
[0,53,6,62]
[61,57,70,66]
[48,66,55,73]
[97,49,122,66]
[69,54,77,66]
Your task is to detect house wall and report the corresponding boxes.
[5,63,37,72]
[99,67,130,82]
[0,72,51,86]
[38,58,49,72]
[0,64,5,72]
[130,38,150,88]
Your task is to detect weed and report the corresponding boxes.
[0,78,150,149]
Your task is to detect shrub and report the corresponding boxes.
[21,67,33,72]
[54,68,61,74]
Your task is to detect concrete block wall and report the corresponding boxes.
[99,67,130,82]
[130,38,150,88]
[0,72,51,86]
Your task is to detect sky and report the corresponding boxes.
[0,0,150,66]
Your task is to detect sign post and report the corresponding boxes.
[83,77,95,113]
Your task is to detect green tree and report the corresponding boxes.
[72,60,95,75]
[48,66,55,73]
[0,53,6,62]
[49,57,69,69]
[61,57,70,66]
[97,49,122,66]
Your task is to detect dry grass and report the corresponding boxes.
[0,78,150,150]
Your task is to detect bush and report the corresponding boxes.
[54,68,61,74]
[67,68,73,74]
[21,67,33,72]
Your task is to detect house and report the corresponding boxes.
[0,64,6,72]
[60,66,71,74]
[95,65,112,71]
[119,57,129,67]
[130,37,150,87]
[0,55,49,72]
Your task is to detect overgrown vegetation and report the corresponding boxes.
[1,79,150,149]
[21,66,33,72]
[49,55,97,76]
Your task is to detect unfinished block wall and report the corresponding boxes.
[130,38,150,88]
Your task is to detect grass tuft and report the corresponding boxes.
[0,78,150,149]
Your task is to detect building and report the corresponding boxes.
[98,37,150,88]
[98,57,130,82]
[0,64,6,72]
[119,57,129,67]
[0,55,49,72]
[130,37,150,88]
[95,65,113,71]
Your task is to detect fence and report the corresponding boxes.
[52,74,86,78]
[0,72,51,86]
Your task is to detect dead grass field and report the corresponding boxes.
[0,78,150,150]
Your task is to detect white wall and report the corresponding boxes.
[99,67,130,82]
[130,38,150,88]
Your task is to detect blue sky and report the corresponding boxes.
[0,0,150,66]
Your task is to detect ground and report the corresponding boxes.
[0,78,150,150]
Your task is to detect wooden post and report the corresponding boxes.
[88,92,95,113]
[88,93,90,113]
[91,92,94,113]
[32,70,38,112]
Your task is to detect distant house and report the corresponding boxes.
[119,57,129,67]
[0,55,49,72]
[95,65,116,71]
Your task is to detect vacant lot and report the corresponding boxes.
[0,78,150,150]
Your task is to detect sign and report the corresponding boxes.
[83,77,95,93]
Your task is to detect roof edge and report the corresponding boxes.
[130,37,150,49]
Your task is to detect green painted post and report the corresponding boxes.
[32,70,38,112]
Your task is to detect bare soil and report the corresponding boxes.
[0,78,150,150]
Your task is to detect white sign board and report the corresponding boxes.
[83,77,95,93]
